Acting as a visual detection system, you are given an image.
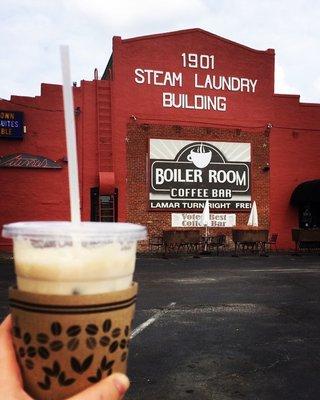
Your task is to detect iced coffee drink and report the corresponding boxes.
[3,221,146,400]
[4,221,145,294]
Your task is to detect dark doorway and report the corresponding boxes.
[90,187,118,222]
[90,187,99,221]
[291,180,320,229]
[299,204,320,229]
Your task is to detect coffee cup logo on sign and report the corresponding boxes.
[187,143,212,168]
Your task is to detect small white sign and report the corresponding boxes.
[171,213,236,228]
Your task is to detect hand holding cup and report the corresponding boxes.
[0,315,130,400]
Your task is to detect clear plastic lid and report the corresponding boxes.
[2,221,147,241]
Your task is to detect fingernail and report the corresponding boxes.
[112,373,130,396]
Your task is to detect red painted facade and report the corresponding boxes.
[1,29,319,250]
[0,81,110,247]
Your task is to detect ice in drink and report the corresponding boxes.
[3,221,146,295]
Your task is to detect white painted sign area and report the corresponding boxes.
[171,213,236,228]
[134,52,258,112]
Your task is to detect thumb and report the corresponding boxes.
[68,373,130,400]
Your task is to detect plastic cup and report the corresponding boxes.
[3,221,146,295]
[3,221,146,400]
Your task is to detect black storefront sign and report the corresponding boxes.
[0,111,24,139]
[149,140,251,210]
[150,200,252,210]
[151,161,249,195]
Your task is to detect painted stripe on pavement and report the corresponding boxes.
[130,302,176,339]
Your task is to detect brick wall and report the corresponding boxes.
[126,122,270,251]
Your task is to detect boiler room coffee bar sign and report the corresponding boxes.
[0,111,24,139]
[149,139,251,211]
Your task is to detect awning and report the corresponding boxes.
[99,172,115,195]
[290,179,320,206]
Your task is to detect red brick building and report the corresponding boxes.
[1,29,319,250]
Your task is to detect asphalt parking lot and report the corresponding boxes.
[1,254,320,399]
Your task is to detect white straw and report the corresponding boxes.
[60,45,81,223]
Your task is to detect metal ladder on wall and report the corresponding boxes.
[96,80,115,221]
[96,80,113,172]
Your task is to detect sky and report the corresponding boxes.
[1,0,320,103]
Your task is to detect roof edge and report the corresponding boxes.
[274,93,301,99]
[274,93,320,107]
[102,54,113,80]
[119,28,275,55]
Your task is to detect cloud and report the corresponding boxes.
[67,0,209,32]
[274,63,299,96]
[0,0,320,103]
[312,76,320,102]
